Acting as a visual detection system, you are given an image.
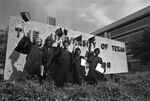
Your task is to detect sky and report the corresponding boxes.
[0,0,150,33]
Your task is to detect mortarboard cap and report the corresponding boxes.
[20,12,31,22]
[55,28,63,37]
[88,36,95,42]
[75,35,82,42]
[63,29,68,36]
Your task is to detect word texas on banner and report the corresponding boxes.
[4,17,128,80]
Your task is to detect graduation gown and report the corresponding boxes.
[15,36,43,76]
[72,54,85,85]
[42,47,54,71]
[54,48,72,87]
[42,46,60,80]
[86,55,104,84]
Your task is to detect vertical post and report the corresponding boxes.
[104,32,111,39]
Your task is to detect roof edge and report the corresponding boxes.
[91,6,150,35]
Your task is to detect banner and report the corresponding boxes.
[4,17,128,80]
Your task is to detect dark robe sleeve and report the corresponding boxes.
[70,52,73,75]
[41,47,47,66]
[71,52,75,64]
[54,47,61,56]
[98,57,103,64]
[14,36,32,54]
[87,55,94,63]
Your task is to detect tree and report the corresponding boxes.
[130,26,150,65]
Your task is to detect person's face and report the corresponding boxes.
[76,49,81,56]
[47,40,53,47]
[63,42,69,49]
[35,38,42,47]
[95,50,100,56]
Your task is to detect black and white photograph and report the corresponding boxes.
[0,0,150,100]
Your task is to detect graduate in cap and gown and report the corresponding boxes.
[86,48,106,84]
[42,35,55,79]
[14,24,43,81]
[72,45,85,85]
[54,37,72,87]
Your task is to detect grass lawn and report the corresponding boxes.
[0,71,150,101]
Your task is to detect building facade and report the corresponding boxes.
[91,6,150,71]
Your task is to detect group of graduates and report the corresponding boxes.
[14,26,107,87]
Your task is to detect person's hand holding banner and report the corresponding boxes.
[20,12,31,37]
